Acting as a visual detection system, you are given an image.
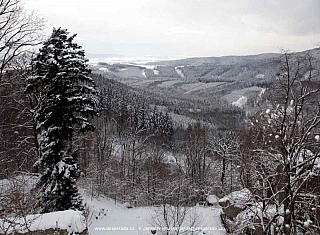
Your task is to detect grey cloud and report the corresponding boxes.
[25,0,320,57]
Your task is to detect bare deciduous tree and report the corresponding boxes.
[0,0,44,176]
[240,51,320,234]
[0,0,44,81]
[151,204,202,235]
[209,131,241,194]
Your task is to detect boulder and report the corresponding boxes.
[219,188,252,219]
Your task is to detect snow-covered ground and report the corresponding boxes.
[0,210,85,234]
[83,194,226,235]
[0,175,225,235]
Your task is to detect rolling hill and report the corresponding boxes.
[89,48,320,128]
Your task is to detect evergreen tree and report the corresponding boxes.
[26,28,97,212]
[163,112,174,136]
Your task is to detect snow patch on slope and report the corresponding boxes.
[142,70,147,78]
[232,96,247,108]
[99,67,109,72]
[175,66,185,78]
[259,88,266,97]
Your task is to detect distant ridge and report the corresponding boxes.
[86,53,124,59]
[146,48,320,67]
[146,53,281,67]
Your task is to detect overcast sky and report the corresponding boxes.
[25,0,320,57]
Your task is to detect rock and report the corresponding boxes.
[219,188,252,219]
[223,205,244,219]
[220,189,280,235]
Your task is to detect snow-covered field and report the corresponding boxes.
[83,194,226,235]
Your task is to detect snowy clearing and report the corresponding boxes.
[232,96,247,108]
[223,86,262,104]
[83,194,226,235]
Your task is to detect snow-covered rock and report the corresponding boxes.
[219,188,253,234]
[206,194,219,206]
[219,188,252,218]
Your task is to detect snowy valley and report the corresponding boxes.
[1,0,320,234]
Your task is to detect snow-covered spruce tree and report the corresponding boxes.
[26,28,97,212]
